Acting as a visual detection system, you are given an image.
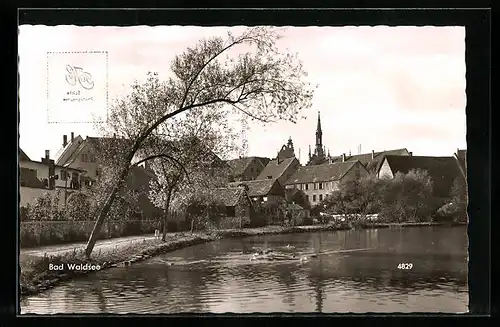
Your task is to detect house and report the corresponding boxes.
[19,148,85,207]
[211,187,254,226]
[285,160,370,206]
[377,155,466,198]
[226,156,270,182]
[228,179,285,205]
[257,156,300,186]
[54,133,161,220]
[55,133,134,183]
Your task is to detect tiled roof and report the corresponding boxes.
[211,187,248,207]
[330,148,410,172]
[285,161,358,185]
[19,149,31,161]
[383,155,464,198]
[20,167,46,189]
[228,179,278,197]
[257,157,297,181]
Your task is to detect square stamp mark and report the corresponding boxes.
[46,51,108,124]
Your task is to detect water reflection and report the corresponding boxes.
[21,227,468,314]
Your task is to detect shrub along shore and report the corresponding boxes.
[20,221,466,298]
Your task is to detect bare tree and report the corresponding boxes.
[84,27,315,257]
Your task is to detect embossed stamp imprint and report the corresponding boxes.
[46,51,108,123]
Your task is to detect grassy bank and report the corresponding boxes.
[20,221,465,297]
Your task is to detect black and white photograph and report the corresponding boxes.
[18,21,469,314]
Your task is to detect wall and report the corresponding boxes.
[377,158,394,179]
[20,220,158,247]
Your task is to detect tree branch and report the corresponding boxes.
[133,154,191,184]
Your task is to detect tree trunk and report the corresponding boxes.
[162,192,172,241]
[85,166,129,258]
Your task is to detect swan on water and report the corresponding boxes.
[250,253,259,261]
[286,244,295,249]
[299,256,308,262]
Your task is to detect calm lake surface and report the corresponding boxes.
[20,226,468,314]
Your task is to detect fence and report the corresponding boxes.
[20,219,158,248]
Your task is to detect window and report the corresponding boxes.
[96,168,100,177]
[305,184,309,190]
[314,183,318,190]
[250,167,254,173]
[267,175,272,179]
[319,194,323,201]
[319,182,323,190]
[256,169,260,173]
[81,154,88,162]
[355,168,361,178]
[313,194,317,202]
[263,196,268,202]
[90,155,96,163]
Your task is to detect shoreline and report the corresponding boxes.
[20,221,466,298]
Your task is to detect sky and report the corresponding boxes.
[18,25,466,165]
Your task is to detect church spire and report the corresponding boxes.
[315,111,324,160]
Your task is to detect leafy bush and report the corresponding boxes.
[321,170,444,223]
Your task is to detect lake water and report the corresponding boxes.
[20,226,468,314]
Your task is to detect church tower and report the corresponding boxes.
[307,111,327,166]
[315,111,324,159]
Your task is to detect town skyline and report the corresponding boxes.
[18,25,466,165]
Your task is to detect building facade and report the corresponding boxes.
[285,161,369,206]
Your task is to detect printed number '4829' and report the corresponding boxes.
[397,263,413,270]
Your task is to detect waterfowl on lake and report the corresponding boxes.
[299,256,308,262]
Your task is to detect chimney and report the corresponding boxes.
[71,132,74,142]
[342,153,346,162]
[63,135,68,147]
[371,150,375,160]
[409,152,413,156]
[45,150,50,160]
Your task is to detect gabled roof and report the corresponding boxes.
[212,187,249,207]
[257,156,298,181]
[382,155,464,198]
[286,161,358,184]
[20,167,46,189]
[55,135,85,165]
[19,149,31,161]
[228,179,281,197]
[226,156,270,177]
[330,148,410,172]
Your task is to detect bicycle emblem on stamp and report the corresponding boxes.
[46,51,108,124]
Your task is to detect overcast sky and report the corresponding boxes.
[18,25,466,165]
